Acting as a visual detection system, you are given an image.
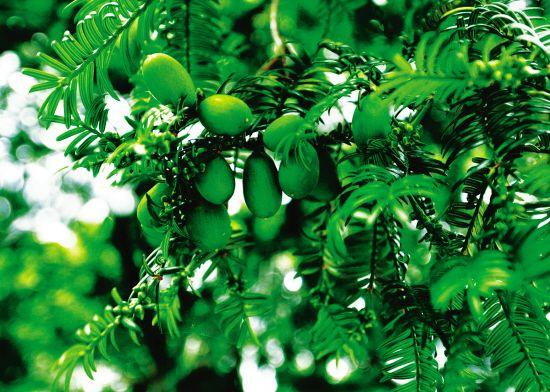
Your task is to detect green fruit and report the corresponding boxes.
[279,143,320,199]
[253,206,285,242]
[112,20,140,74]
[195,156,235,205]
[137,183,169,228]
[142,53,196,106]
[186,203,232,251]
[351,95,391,146]
[309,148,341,201]
[199,94,253,136]
[263,115,305,151]
[243,152,282,218]
[141,224,165,247]
[120,19,140,57]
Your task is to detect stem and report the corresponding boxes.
[321,0,333,38]
[368,220,377,291]
[461,183,488,255]
[269,0,284,56]
[257,0,287,73]
[382,215,403,280]
[410,324,422,392]
[440,7,476,21]
[245,316,261,346]
[232,147,239,171]
[411,100,432,127]
[409,197,438,234]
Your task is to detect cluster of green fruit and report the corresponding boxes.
[138,53,391,251]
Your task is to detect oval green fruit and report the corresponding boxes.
[120,19,140,59]
[195,156,235,205]
[253,206,285,242]
[263,115,305,151]
[111,19,140,74]
[351,95,391,146]
[186,203,232,251]
[309,148,341,202]
[243,151,282,218]
[137,183,170,228]
[142,53,196,106]
[141,224,165,247]
[278,143,320,199]
[199,94,253,136]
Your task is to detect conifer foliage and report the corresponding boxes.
[25,0,549,390]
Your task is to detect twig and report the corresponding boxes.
[269,0,284,56]
[257,0,286,73]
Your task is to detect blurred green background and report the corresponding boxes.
[1,0,546,391]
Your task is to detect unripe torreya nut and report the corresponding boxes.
[278,143,320,199]
[309,148,341,202]
[351,95,391,146]
[253,207,285,242]
[121,20,140,59]
[199,94,253,136]
[243,151,282,218]
[141,224,165,247]
[194,156,235,205]
[263,115,305,151]
[111,19,140,73]
[142,53,196,106]
[137,183,169,229]
[186,203,232,251]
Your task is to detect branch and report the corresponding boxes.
[269,0,284,56]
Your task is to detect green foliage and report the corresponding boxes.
[380,323,441,392]
[215,292,270,346]
[310,304,369,364]
[163,0,227,89]
[431,250,516,320]
[482,294,550,390]
[54,287,148,390]
[23,0,159,125]
[14,0,550,390]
